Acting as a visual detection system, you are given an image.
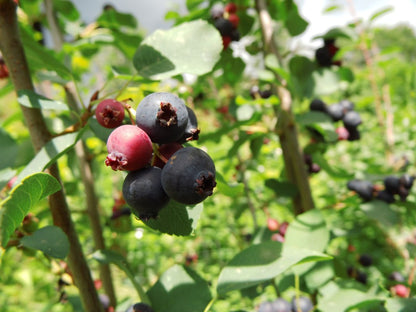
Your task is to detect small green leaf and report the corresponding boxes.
[0,173,61,247]
[361,200,398,227]
[20,226,69,259]
[14,132,82,186]
[17,90,68,111]
[147,264,212,312]
[0,128,19,170]
[265,179,298,198]
[385,298,416,312]
[216,241,331,294]
[216,172,244,197]
[369,6,393,23]
[143,201,203,236]
[284,2,308,36]
[133,20,222,79]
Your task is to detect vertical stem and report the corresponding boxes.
[255,0,314,215]
[0,1,103,311]
[383,84,395,166]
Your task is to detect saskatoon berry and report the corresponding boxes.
[358,253,373,267]
[389,271,405,282]
[122,167,170,220]
[95,99,125,129]
[230,28,240,41]
[392,284,410,298]
[136,92,189,144]
[326,103,344,121]
[309,98,327,113]
[400,174,415,190]
[258,301,274,312]
[347,179,374,201]
[355,271,367,284]
[161,147,216,205]
[384,176,401,194]
[105,125,153,171]
[376,190,395,203]
[214,18,234,37]
[224,2,237,14]
[153,142,183,169]
[126,302,155,312]
[291,296,313,312]
[0,57,9,79]
[260,89,272,99]
[315,46,332,67]
[228,13,239,28]
[177,106,199,143]
[339,99,354,112]
[336,126,349,140]
[272,298,291,312]
[344,125,360,141]
[343,111,362,128]
[210,3,224,19]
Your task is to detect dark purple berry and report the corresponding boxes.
[230,28,240,41]
[122,167,170,221]
[343,111,362,128]
[161,147,216,205]
[345,125,360,141]
[326,103,344,121]
[356,271,367,284]
[136,92,189,144]
[389,271,405,283]
[260,89,272,99]
[214,18,234,37]
[291,296,313,312]
[339,99,354,112]
[400,174,415,190]
[384,176,401,194]
[309,98,327,112]
[376,190,395,203]
[126,302,155,312]
[177,106,199,143]
[272,298,291,312]
[258,301,274,312]
[95,99,125,129]
[347,179,374,201]
[105,125,153,171]
[315,46,332,67]
[358,254,373,267]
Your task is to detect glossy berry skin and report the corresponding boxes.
[95,99,125,129]
[347,180,374,201]
[105,125,153,171]
[161,147,216,205]
[177,106,199,143]
[258,301,274,312]
[291,296,313,312]
[136,92,189,144]
[122,167,170,220]
[126,302,155,312]
[272,298,291,312]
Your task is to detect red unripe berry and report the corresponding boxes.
[224,2,237,14]
[105,125,153,171]
[267,218,279,232]
[95,99,125,129]
[279,221,289,236]
[228,14,239,28]
[222,36,232,50]
[153,142,183,168]
[271,233,285,243]
[0,58,9,79]
[336,126,350,140]
[392,284,410,298]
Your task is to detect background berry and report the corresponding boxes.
[95,99,125,129]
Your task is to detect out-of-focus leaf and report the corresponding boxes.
[369,6,393,23]
[0,128,19,170]
[265,179,298,198]
[21,226,69,259]
[17,90,68,111]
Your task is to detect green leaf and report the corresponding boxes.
[133,20,222,79]
[284,1,308,36]
[369,6,393,23]
[17,90,68,111]
[385,298,416,312]
[265,179,298,198]
[313,27,356,41]
[143,201,203,236]
[361,200,398,227]
[92,249,150,304]
[147,264,212,312]
[14,132,82,187]
[216,172,244,197]
[53,0,80,21]
[0,173,61,247]
[216,241,331,295]
[323,5,341,13]
[0,128,19,170]
[19,25,72,81]
[20,226,69,259]
[97,9,137,29]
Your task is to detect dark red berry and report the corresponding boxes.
[105,125,153,171]
[95,99,125,128]
[392,284,409,298]
[161,147,216,205]
[228,13,239,28]
[153,142,183,169]
[122,167,170,221]
[224,2,237,14]
[222,36,232,49]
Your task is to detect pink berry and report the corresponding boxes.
[105,125,153,171]
[271,233,285,243]
[392,284,410,298]
[336,126,350,141]
[95,99,125,129]
[267,218,279,232]
[279,221,289,236]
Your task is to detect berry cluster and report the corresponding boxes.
[258,296,313,312]
[104,92,216,221]
[268,219,289,243]
[210,2,240,49]
[315,38,341,67]
[309,98,361,141]
[347,174,415,203]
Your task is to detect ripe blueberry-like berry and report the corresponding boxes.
[309,98,327,112]
[315,46,332,67]
[347,179,374,201]
[326,103,344,121]
[291,296,313,312]
[177,106,199,143]
[214,18,234,37]
[376,190,395,203]
[343,111,362,128]
[161,147,216,205]
[122,167,170,220]
[389,271,405,282]
[126,302,155,312]
[358,253,373,267]
[105,125,153,171]
[258,301,274,312]
[210,3,224,19]
[339,99,354,112]
[95,99,125,129]
[271,298,291,312]
[384,176,401,194]
[136,92,189,144]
